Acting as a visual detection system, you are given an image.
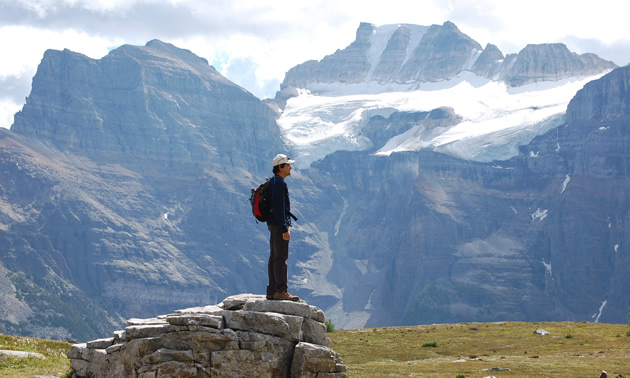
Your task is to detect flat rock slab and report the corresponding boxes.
[0,349,46,359]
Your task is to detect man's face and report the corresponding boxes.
[279,163,292,177]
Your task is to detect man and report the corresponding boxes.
[266,153,300,301]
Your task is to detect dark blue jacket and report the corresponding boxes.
[267,175,292,233]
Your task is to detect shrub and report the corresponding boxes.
[325,319,335,333]
[422,340,439,347]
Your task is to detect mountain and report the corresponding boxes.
[274,22,628,328]
[0,22,628,340]
[280,22,616,89]
[300,65,630,327]
[275,22,617,168]
[2,40,284,340]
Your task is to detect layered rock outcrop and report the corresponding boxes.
[505,43,616,86]
[12,40,281,172]
[280,22,373,87]
[566,64,630,124]
[279,21,616,95]
[1,40,285,341]
[68,294,347,377]
[397,21,481,82]
[470,43,504,78]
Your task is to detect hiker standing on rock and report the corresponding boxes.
[266,154,300,301]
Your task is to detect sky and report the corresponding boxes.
[1,0,629,129]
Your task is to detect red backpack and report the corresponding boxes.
[249,177,273,222]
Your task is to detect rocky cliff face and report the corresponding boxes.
[398,21,482,82]
[298,66,630,327]
[12,40,280,172]
[566,64,630,124]
[470,43,504,78]
[505,43,617,86]
[280,22,374,87]
[279,22,616,94]
[2,41,285,340]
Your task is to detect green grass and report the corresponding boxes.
[329,322,630,377]
[0,334,73,378]
[2,321,629,377]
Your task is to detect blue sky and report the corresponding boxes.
[1,0,629,129]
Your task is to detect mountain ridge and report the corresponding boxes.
[274,21,616,168]
[2,40,286,340]
[279,21,616,95]
[0,22,628,341]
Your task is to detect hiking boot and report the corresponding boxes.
[266,295,274,300]
[273,291,300,301]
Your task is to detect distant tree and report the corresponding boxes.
[325,319,335,333]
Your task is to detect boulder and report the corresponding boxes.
[68,294,347,377]
[0,350,46,360]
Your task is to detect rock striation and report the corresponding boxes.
[1,40,285,341]
[279,21,616,96]
[566,63,630,124]
[68,294,347,377]
[12,39,282,172]
[505,43,616,86]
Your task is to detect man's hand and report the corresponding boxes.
[282,231,291,241]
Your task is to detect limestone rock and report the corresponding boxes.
[398,21,482,82]
[505,43,617,86]
[0,350,46,360]
[371,25,413,83]
[282,22,373,87]
[278,21,616,97]
[566,65,630,124]
[291,342,346,377]
[471,43,504,78]
[68,294,347,377]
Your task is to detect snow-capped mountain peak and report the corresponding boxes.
[276,22,616,168]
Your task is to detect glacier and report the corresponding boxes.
[277,71,608,168]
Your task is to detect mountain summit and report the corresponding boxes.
[280,21,616,90]
[13,40,280,171]
[2,40,283,340]
[275,22,617,168]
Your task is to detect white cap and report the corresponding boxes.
[272,154,295,166]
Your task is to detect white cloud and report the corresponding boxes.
[0,24,121,127]
[0,25,115,75]
[0,99,20,131]
[0,0,629,129]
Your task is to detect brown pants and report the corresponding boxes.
[267,223,289,296]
